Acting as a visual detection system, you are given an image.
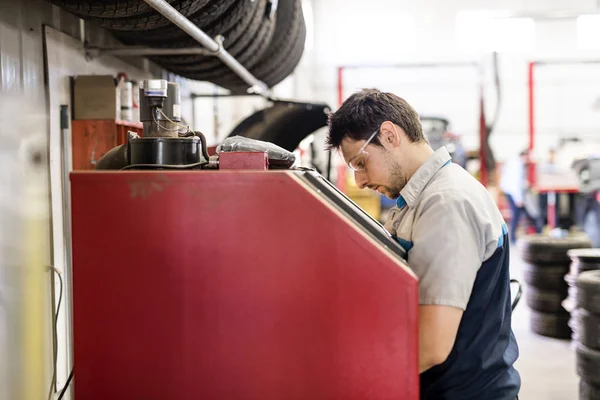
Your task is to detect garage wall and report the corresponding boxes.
[302,0,600,162]
[0,2,81,398]
[0,1,307,399]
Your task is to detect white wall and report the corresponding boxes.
[1,2,163,399]
[298,0,600,162]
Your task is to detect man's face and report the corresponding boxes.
[340,132,407,200]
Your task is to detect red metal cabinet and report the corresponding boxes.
[70,171,419,400]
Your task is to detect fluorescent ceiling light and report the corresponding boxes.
[456,11,536,53]
[577,14,600,50]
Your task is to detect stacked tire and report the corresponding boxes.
[566,250,600,400]
[519,235,592,338]
[46,0,306,92]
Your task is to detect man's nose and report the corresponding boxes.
[354,171,368,189]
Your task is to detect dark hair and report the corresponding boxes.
[326,88,425,149]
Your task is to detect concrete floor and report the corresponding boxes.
[509,245,579,400]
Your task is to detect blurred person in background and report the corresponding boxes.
[537,147,560,230]
[500,149,541,242]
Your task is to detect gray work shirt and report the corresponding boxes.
[384,147,506,309]
[383,147,520,399]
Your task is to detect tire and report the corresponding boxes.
[583,203,600,248]
[577,342,600,386]
[519,234,592,265]
[252,0,304,77]
[580,380,600,400]
[113,0,238,43]
[156,0,265,68]
[526,286,568,312]
[261,18,306,87]
[53,0,211,31]
[226,102,330,152]
[523,263,570,291]
[572,309,600,350]
[565,273,579,313]
[569,248,600,275]
[46,0,184,18]
[214,16,305,91]
[576,270,600,314]
[212,0,305,92]
[174,8,275,82]
[530,309,571,339]
[193,5,276,78]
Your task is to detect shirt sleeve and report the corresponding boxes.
[408,192,488,310]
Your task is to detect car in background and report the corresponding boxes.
[420,116,467,168]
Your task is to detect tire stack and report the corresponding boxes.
[519,235,592,339]
[45,0,306,92]
[565,250,600,400]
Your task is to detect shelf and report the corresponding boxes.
[72,119,143,170]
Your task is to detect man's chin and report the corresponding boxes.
[381,191,400,200]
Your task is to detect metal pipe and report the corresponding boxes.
[86,46,214,57]
[191,93,262,98]
[534,59,600,66]
[340,61,479,70]
[142,0,269,95]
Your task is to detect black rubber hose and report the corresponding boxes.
[194,131,210,163]
[510,278,523,311]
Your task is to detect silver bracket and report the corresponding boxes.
[85,45,220,59]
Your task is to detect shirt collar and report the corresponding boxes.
[396,147,452,209]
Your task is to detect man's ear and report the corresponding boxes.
[380,121,401,148]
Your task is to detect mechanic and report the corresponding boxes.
[326,89,520,400]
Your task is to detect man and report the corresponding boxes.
[326,89,520,400]
[536,147,563,230]
[500,149,540,241]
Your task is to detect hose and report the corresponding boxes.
[510,278,523,311]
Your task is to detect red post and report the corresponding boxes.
[479,88,488,187]
[527,62,536,186]
[336,66,346,191]
[337,67,344,107]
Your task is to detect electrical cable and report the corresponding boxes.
[57,367,73,400]
[47,266,63,400]
[157,108,191,134]
[151,110,181,132]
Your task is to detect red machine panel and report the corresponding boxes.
[70,171,419,400]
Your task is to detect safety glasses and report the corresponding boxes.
[347,128,380,172]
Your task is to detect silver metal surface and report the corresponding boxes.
[142,0,269,95]
[86,46,214,57]
[143,79,168,98]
